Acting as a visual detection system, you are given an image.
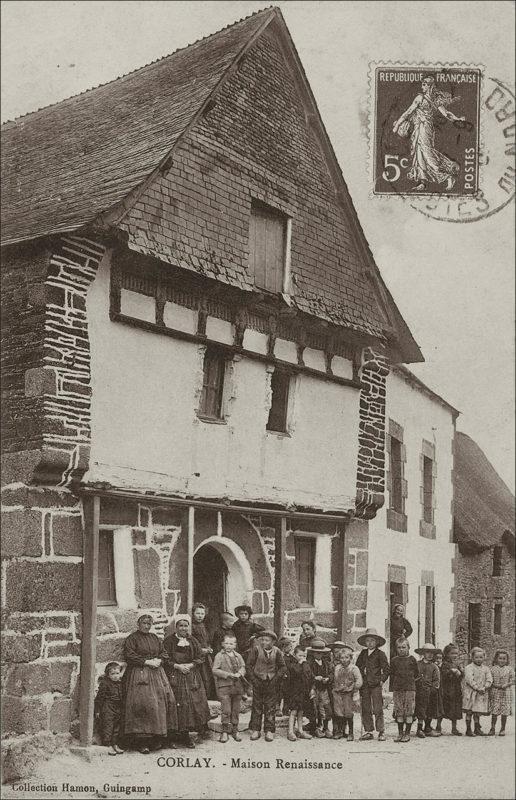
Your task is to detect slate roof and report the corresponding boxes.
[454,432,515,553]
[1,8,274,245]
[1,6,422,362]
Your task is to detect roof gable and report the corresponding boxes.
[454,431,515,553]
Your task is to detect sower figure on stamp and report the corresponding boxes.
[393,75,466,191]
[356,628,390,741]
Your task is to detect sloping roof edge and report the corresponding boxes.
[392,364,460,417]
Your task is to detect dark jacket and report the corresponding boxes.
[232,619,265,656]
[390,655,420,691]
[94,676,123,716]
[309,656,332,687]
[356,647,390,688]
[247,644,287,682]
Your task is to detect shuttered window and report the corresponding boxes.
[249,201,286,293]
[199,348,226,419]
[390,437,403,512]
[267,369,291,432]
[295,537,315,606]
[98,531,116,606]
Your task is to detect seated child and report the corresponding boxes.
[212,633,247,743]
[307,638,333,739]
[356,628,390,741]
[331,644,362,741]
[247,630,287,742]
[463,646,493,736]
[489,649,514,737]
[284,645,314,741]
[390,637,419,742]
[94,662,124,755]
[414,643,440,738]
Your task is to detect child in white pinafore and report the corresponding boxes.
[463,646,493,736]
[489,649,514,737]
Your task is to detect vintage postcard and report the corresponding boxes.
[1,2,514,800]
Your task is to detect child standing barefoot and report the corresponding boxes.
[284,646,313,741]
[390,638,419,742]
[441,643,464,735]
[463,646,493,736]
[489,650,514,737]
[331,644,362,741]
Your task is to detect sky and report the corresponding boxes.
[1,0,514,490]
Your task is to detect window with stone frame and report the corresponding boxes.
[420,440,437,539]
[386,419,407,532]
[198,347,227,420]
[493,602,503,635]
[492,545,503,576]
[98,531,117,606]
[294,536,316,606]
[249,200,288,294]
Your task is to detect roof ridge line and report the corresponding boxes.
[1,6,277,127]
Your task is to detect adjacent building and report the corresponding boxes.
[453,432,515,663]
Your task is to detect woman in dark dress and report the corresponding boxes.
[441,643,464,735]
[164,617,211,748]
[191,603,216,700]
[122,614,177,754]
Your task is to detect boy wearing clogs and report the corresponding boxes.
[356,628,390,741]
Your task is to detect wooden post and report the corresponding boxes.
[79,494,100,747]
[338,522,350,639]
[187,505,195,613]
[274,517,287,636]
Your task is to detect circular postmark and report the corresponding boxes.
[408,77,515,222]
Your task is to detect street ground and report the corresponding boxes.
[3,719,514,800]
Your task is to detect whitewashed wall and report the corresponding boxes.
[367,369,456,648]
[85,254,360,512]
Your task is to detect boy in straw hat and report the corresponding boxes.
[331,643,362,741]
[414,642,440,738]
[356,628,390,741]
[307,638,333,738]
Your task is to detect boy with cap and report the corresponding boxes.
[331,643,362,741]
[414,643,440,738]
[232,605,265,661]
[307,638,333,739]
[247,630,287,741]
[356,628,390,741]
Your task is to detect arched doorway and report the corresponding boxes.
[193,537,253,634]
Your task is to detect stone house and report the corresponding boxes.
[1,7,426,760]
[367,365,459,654]
[452,432,515,663]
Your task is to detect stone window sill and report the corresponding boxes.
[387,509,407,533]
[266,429,291,438]
[419,520,436,539]
[196,414,227,425]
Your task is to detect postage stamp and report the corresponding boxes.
[371,64,482,196]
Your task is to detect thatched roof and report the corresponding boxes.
[454,432,515,554]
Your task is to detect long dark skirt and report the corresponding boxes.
[123,665,177,737]
[168,668,210,732]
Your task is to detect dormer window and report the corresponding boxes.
[249,200,289,293]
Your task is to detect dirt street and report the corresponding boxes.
[3,720,514,800]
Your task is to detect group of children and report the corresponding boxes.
[95,604,514,752]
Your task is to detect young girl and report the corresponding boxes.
[441,643,464,735]
[432,649,445,735]
[489,649,514,737]
[191,602,216,701]
[331,644,362,741]
[463,646,493,736]
[284,645,313,741]
[94,662,125,755]
[212,633,246,743]
[390,637,419,742]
